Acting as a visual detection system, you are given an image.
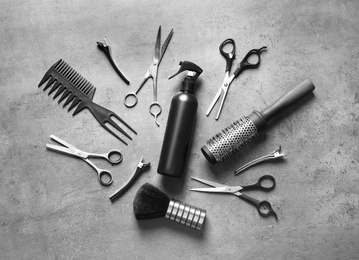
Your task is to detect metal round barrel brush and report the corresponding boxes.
[201,79,315,164]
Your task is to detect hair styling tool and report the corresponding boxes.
[97,37,130,85]
[234,146,285,175]
[109,156,150,202]
[201,79,315,164]
[46,135,123,186]
[133,183,206,230]
[124,26,174,126]
[38,59,137,145]
[157,61,203,178]
[206,38,267,120]
[190,175,277,219]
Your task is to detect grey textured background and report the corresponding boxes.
[1,0,359,259]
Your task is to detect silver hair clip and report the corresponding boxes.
[234,146,285,175]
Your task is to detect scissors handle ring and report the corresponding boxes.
[124,92,138,108]
[257,200,277,219]
[219,38,236,72]
[257,175,276,191]
[106,149,123,164]
[98,170,114,186]
[149,102,162,127]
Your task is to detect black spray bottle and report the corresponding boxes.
[157,61,203,178]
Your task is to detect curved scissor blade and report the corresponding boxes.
[154,26,161,62]
[159,28,174,64]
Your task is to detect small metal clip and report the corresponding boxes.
[97,37,130,85]
[109,156,150,202]
[234,146,285,175]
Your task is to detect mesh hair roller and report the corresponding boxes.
[201,79,315,164]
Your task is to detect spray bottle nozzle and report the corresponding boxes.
[169,61,203,81]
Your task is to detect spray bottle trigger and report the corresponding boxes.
[169,61,203,80]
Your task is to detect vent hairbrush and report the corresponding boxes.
[201,79,315,164]
[38,59,137,145]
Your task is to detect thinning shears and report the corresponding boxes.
[124,26,174,126]
[206,38,267,120]
[46,135,123,186]
[190,175,277,219]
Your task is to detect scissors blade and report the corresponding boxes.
[190,187,229,193]
[206,87,222,116]
[191,176,228,188]
[215,86,229,120]
[46,144,80,158]
[154,26,161,63]
[49,134,77,150]
[159,28,174,64]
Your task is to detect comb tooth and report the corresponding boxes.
[81,80,91,92]
[80,81,91,93]
[71,72,81,86]
[53,84,66,99]
[55,60,65,71]
[43,77,56,91]
[68,97,80,112]
[68,69,79,82]
[72,102,86,116]
[48,82,61,95]
[86,85,95,96]
[88,88,96,100]
[58,89,70,104]
[63,93,75,107]
[76,77,87,90]
[61,64,73,78]
[82,83,94,95]
[56,60,68,74]
[64,67,76,80]
[39,73,51,87]
[54,59,64,70]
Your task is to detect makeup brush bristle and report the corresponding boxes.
[133,183,170,220]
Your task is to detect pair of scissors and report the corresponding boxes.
[206,38,267,120]
[190,175,277,219]
[124,26,174,126]
[46,135,123,186]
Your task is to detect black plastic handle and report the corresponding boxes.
[233,46,267,77]
[261,79,315,121]
[239,193,278,219]
[242,175,276,192]
[219,38,236,72]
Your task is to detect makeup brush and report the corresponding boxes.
[133,183,206,230]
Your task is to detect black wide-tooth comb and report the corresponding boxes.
[38,59,137,145]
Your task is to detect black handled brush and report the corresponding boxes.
[133,183,206,230]
[38,59,137,145]
[201,79,315,164]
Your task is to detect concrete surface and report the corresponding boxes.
[1,0,359,259]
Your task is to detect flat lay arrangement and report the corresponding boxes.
[4,1,359,259]
[37,25,316,232]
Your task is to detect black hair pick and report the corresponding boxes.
[133,183,170,220]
